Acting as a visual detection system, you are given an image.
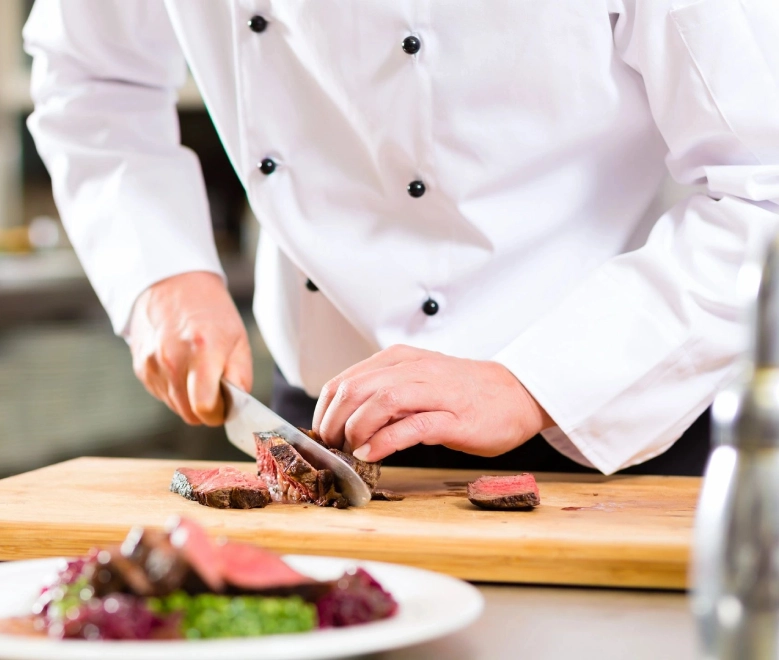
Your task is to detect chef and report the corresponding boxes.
[23,1,779,476]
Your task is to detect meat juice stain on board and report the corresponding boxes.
[561,503,623,512]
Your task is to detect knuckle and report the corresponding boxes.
[158,347,179,375]
[409,414,434,437]
[336,379,360,403]
[186,330,207,352]
[317,421,332,440]
[318,419,338,445]
[375,387,399,410]
[382,425,401,449]
[321,378,340,401]
[344,416,362,442]
[389,343,412,358]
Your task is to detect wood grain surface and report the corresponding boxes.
[0,457,700,589]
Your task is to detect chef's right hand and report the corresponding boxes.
[128,271,253,426]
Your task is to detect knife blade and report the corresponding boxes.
[220,379,372,507]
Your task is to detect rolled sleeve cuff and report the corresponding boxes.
[491,267,700,476]
[109,257,226,340]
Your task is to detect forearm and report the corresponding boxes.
[495,193,779,474]
[24,0,224,335]
[492,0,779,474]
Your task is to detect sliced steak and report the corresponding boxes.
[170,467,271,509]
[88,547,156,597]
[166,517,225,593]
[302,429,382,490]
[467,473,540,510]
[371,489,405,501]
[89,519,224,598]
[329,447,381,490]
[255,432,348,508]
[216,540,332,599]
[86,517,332,601]
[32,517,398,639]
[217,541,308,589]
[255,432,319,502]
[315,467,349,509]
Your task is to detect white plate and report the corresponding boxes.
[0,555,483,660]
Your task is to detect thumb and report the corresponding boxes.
[187,334,252,427]
[187,352,225,427]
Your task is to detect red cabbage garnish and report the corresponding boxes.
[30,535,398,639]
[50,594,178,641]
[316,568,398,627]
[33,554,179,640]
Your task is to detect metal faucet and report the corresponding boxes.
[692,236,779,659]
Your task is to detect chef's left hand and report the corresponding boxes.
[312,345,554,462]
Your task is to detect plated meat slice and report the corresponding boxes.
[23,517,398,641]
[89,524,219,598]
[467,473,540,510]
[217,540,331,601]
[255,432,349,508]
[170,466,271,509]
[86,517,326,600]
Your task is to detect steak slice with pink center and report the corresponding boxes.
[255,432,349,508]
[467,473,541,510]
[170,466,271,509]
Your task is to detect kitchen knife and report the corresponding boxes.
[221,379,372,507]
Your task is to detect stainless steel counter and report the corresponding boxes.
[372,584,695,660]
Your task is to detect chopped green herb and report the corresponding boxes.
[44,575,93,623]
[147,592,317,639]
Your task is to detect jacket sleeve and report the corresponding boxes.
[493,0,779,474]
[23,0,225,335]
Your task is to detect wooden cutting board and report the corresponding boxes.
[0,457,700,589]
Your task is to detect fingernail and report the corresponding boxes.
[352,444,371,461]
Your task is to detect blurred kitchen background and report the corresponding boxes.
[0,1,271,478]
[0,2,698,479]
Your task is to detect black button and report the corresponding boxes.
[248,15,268,33]
[259,158,276,175]
[422,298,439,316]
[305,279,319,292]
[407,180,426,198]
[402,36,421,54]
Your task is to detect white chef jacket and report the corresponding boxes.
[22,0,779,474]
